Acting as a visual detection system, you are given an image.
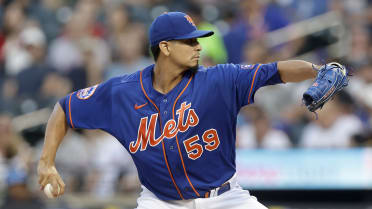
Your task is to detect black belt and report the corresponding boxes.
[204,182,231,198]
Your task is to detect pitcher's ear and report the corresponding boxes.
[159,41,171,57]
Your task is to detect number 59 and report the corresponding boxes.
[183,129,220,160]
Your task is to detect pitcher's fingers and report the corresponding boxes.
[39,178,48,190]
[38,174,46,185]
[50,178,60,197]
[56,176,65,195]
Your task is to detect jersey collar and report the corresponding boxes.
[141,64,193,101]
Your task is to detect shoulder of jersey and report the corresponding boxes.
[75,72,141,100]
[215,63,258,70]
[199,64,238,72]
[111,71,141,87]
[198,65,217,73]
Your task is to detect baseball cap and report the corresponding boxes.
[149,12,214,47]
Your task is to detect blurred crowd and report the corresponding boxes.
[0,0,372,208]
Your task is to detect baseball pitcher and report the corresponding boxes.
[38,12,348,209]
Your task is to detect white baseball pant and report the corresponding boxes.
[135,175,268,209]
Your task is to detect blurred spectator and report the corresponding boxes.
[242,39,270,64]
[47,13,85,73]
[105,4,130,48]
[329,0,369,24]
[35,129,91,193]
[38,72,72,108]
[347,24,371,67]
[368,1,372,33]
[48,0,110,89]
[300,91,364,148]
[2,2,31,75]
[286,0,329,21]
[223,0,290,63]
[16,26,50,102]
[104,25,152,80]
[104,4,150,79]
[0,78,20,115]
[0,113,31,168]
[28,0,65,42]
[0,167,46,209]
[86,130,139,198]
[348,62,372,96]
[35,129,140,196]
[15,26,72,114]
[237,106,292,149]
[0,113,32,192]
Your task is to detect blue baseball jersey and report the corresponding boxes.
[59,63,283,200]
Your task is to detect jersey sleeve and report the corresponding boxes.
[217,62,283,107]
[58,80,113,132]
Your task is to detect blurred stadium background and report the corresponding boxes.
[0,0,372,208]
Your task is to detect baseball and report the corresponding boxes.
[43,183,59,199]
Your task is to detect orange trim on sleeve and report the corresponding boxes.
[247,64,262,104]
[172,74,200,197]
[140,71,184,200]
[68,93,75,128]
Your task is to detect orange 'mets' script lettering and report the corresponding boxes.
[129,102,199,153]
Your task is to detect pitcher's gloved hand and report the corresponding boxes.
[303,62,349,113]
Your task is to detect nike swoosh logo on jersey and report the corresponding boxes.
[134,102,148,110]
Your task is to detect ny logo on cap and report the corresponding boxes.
[184,15,196,27]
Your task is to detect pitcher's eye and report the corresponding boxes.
[187,39,198,46]
[180,38,198,46]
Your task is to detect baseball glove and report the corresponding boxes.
[302,62,349,113]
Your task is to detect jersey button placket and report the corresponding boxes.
[160,96,189,197]
[162,98,168,115]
